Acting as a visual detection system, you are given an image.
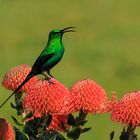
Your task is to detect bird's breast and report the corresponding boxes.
[44,48,64,71]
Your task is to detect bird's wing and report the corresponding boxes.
[31,52,54,71]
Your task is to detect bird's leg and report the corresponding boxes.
[41,73,54,84]
[47,70,54,78]
[41,73,50,81]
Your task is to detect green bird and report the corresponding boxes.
[0,26,75,108]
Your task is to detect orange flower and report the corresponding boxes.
[23,78,75,117]
[70,79,116,113]
[2,64,38,93]
[0,118,14,140]
[48,115,69,132]
[111,91,140,127]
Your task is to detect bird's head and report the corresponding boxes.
[48,27,75,40]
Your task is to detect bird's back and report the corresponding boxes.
[31,39,64,74]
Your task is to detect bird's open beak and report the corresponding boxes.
[61,27,76,33]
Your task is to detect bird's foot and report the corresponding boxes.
[41,73,54,84]
[46,77,54,84]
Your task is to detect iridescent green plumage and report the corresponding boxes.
[0,27,75,108]
[31,29,65,77]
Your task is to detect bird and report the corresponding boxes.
[0,27,75,108]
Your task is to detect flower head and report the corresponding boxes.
[2,64,38,93]
[48,115,69,132]
[23,78,75,117]
[111,91,140,127]
[0,118,14,140]
[70,79,116,113]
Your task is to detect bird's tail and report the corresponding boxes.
[0,73,34,109]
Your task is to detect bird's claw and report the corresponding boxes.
[48,79,54,84]
[42,73,54,84]
[44,77,54,84]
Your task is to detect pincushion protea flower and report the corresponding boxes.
[70,79,117,113]
[23,78,75,117]
[48,115,69,132]
[2,64,38,93]
[0,118,14,140]
[111,91,140,127]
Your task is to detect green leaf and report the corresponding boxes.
[75,110,88,126]
[56,133,66,140]
[68,114,76,126]
[67,127,81,139]
[76,120,87,126]
[14,127,29,140]
[110,131,114,140]
[10,103,17,109]
[22,112,33,122]
[119,127,127,140]
[119,126,137,140]
[43,131,57,140]
[81,127,91,133]
[43,131,66,140]
[44,114,52,128]
[11,116,23,126]
[15,91,23,99]
[78,110,87,120]
[23,123,36,136]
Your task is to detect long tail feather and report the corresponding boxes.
[0,73,34,108]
